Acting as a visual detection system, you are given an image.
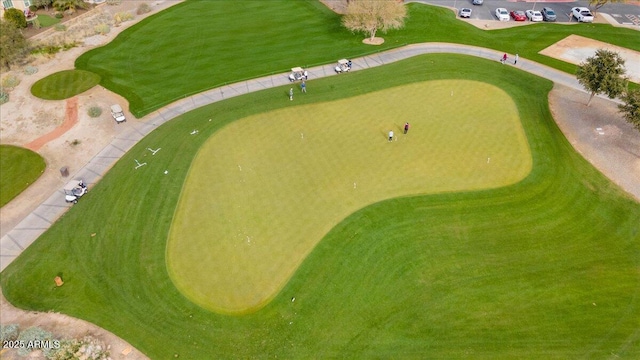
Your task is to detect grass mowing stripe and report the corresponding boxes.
[30,70,100,100]
[2,54,639,358]
[167,80,532,313]
[74,1,640,117]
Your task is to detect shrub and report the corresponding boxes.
[16,326,57,357]
[88,106,102,117]
[29,5,38,12]
[1,75,21,89]
[114,11,134,24]
[48,336,110,360]
[0,324,19,342]
[3,8,27,28]
[137,3,151,15]
[0,89,9,104]
[62,42,76,51]
[31,44,61,55]
[24,65,39,75]
[94,23,110,35]
[32,18,42,29]
[54,12,63,19]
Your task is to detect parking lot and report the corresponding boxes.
[412,0,640,26]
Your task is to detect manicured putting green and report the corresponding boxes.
[0,145,46,207]
[167,80,532,313]
[31,70,100,100]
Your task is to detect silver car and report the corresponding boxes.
[472,0,483,5]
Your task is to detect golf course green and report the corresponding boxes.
[3,0,640,354]
[167,80,532,313]
[2,53,639,359]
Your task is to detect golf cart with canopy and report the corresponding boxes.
[335,59,352,73]
[111,104,126,124]
[64,179,88,204]
[288,67,308,82]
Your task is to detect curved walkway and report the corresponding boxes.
[0,42,624,271]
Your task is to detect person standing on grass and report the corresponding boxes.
[514,54,519,65]
[388,130,394,142]
[301,81,306,93]
[404,122,410,134]
[289,88,294,101]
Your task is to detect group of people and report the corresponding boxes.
[500,53,519,65]
[388,123,410,141]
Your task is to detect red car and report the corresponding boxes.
[510,10,527,21]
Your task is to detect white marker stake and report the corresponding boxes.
[487,157,491,164]
[238,165,242,171]
[354,182,357,189]
[301,133,304,139]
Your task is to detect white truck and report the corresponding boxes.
[571,7,594,23]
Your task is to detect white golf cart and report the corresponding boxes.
[64,179,88,204]
[334,59,352,73]
[111,104,126,124]
[288,67,308,82]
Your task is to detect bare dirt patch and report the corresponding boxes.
[539,34,640,82]
[548,85,640,201]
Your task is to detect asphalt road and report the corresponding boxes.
[411,0,640,25]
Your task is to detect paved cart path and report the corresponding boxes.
[1,42,637,272]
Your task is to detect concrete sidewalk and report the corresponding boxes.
[0,43,589,271]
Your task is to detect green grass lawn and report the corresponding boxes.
[74,0,640,117]
[35,14,60,27]
[0,145,46,207]
[168,80,532,314]
[3,54,639,358]
[30,69,100,100]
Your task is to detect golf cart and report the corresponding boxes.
[111,104,126,124]
[288,67,308,82]
[334,59,352,73]
[64,179,88,204]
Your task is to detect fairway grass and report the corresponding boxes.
[74,1,640,116]
[0,145,46,207]
[31,70,100,100]
[168,80,532,313]
[2,54,639,358]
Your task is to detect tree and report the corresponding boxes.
[3,8,27,28]
[618,88,640,130]
[0,21,28,70]
[53,0,86,12]
[342,0,407,42]
[33,0,54,11]
[575,49,627,106]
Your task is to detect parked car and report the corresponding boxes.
[572,7,594,22]
[541,7,557,22]
[472,0,483,5]
[510,10,526,21]
[526,10,543,22]
[495,8,510,21]
[110,104,126,123]
[459,8,472,18]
